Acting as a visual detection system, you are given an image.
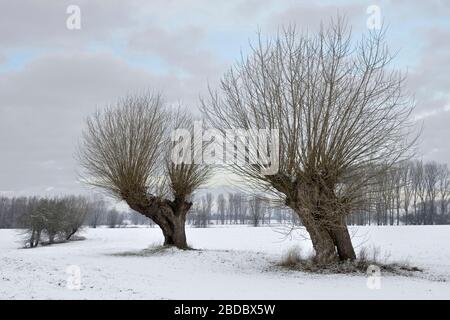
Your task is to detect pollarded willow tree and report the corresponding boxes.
[79,93,211,249]
[201,17,416,264]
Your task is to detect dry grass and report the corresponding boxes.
[278,246,422,275]
[111,243,196,257]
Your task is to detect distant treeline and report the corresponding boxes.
[347,160,450,225]
[0,195,152,230]
[191,161,450,227]
[1,159,449,230]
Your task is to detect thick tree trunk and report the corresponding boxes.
[308,225,337,265]
[293,206,356,263]
[161,214,188,248]
[126,194,191,249]
[295,209,338,265]
[328,218,356,261]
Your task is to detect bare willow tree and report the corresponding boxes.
[201,17,416,264]
[79,93,210,248]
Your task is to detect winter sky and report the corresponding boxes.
[0,0,449,196]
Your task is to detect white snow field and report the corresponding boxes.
[0,225,449,299]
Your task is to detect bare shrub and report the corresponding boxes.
[279,246,304,268]
[23,196,89,248]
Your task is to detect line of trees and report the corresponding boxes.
[191,162,450,227]
[347,160,450,226]
[188,193,299,227]
[3,164,448,241]
[0,192,299,232]
[83,195,154,228]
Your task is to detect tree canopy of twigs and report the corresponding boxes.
[201,17,416,264]
[79,93,211,248]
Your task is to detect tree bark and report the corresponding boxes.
[328,218,356,261]
[293,203,356,263]
[126,194,191,249]
[294,209,338,265]
[160,214,188,248]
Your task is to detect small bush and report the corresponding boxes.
[280,246,306,267]
[23,196,89,248]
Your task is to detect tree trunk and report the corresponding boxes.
[294,209,337,265]
[293,204,356,263]
[35,230,41,247]
[126,194,191,249]
[29,230,36,248]
[160,214,188,248]
[328,218,356,261]
[290,179,358,264]
[66,228,78,241]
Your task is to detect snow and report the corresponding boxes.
[0,225,449,299]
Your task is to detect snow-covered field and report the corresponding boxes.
[0,225,449,299]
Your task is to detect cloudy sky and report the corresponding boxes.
[0,0,449,197]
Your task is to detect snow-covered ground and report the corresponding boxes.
[0,225,449,299]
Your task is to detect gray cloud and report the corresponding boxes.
[407,27,450,113]
[127,24,224,77]
[418,110,450,164]
[0,52,213,195]
[267,1,364,31]
[0,0,449,196]
[0,0,139,49]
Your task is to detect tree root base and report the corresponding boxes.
[278,247,422,275]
